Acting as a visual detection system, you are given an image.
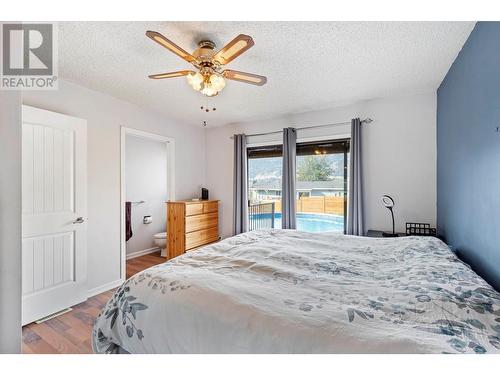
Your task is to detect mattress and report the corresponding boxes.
[92,229,500,353]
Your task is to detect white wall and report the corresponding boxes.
[23,80,206,292]
[205,91,437,238]
[125,135,167,255]
[0,91,22,353]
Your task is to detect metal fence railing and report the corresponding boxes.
[248,202,275,231]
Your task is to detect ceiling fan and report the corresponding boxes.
[146,31,267,97]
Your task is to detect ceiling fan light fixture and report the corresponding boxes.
[147,31,266,97]
[201,86,217,97]
[186,71,204,91]
[209,73,226,92]
[186,71,225,96]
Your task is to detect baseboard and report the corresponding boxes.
[126,246,160,260]
[87,279,124,299]
[86,248,160,299]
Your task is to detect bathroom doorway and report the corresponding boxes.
[120,128,175,280]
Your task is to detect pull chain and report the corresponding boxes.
[200,96,216,113]
[201,98,217,127]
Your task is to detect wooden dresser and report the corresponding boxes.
[166,200,219,259]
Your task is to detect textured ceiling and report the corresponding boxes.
[58,22,474,127]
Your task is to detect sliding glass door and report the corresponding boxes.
[247,139,349,233]
[247,145,283,231]
[296,139,349,233]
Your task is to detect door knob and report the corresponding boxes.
[73,217,85,224]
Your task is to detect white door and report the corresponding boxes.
[21,105,87,325]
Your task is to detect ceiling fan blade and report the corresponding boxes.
[146,31,197,64]
[148,70,194,79]
[213,34,255,65]
[223,70,267,86]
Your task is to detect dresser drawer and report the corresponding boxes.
[185,226,219,250]
[185,203,204,216]
[203,201,218,213]
[185,212,218,233]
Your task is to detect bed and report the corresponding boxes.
[92,230,500,354]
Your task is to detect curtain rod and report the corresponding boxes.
[229,118,373,139]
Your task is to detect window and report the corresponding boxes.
[296,139,349,233]
[247,145,282,231]
[247,139,349,233]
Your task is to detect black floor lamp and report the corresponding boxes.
[382,195,398,237]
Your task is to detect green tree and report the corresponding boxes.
[297,155,335,181]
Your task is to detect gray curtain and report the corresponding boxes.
[282,127,297,229]
[347,118,364,235]
[233,134,248,235]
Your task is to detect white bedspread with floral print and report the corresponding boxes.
[92,230,500,353]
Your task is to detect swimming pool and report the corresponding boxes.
[249,212,345,233]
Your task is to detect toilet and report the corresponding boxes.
[153,232,167,257]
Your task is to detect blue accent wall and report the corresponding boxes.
[437,22,500,291]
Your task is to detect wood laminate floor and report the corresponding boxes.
[22,252,165,354]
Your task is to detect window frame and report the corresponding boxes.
[246,138,350,233]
